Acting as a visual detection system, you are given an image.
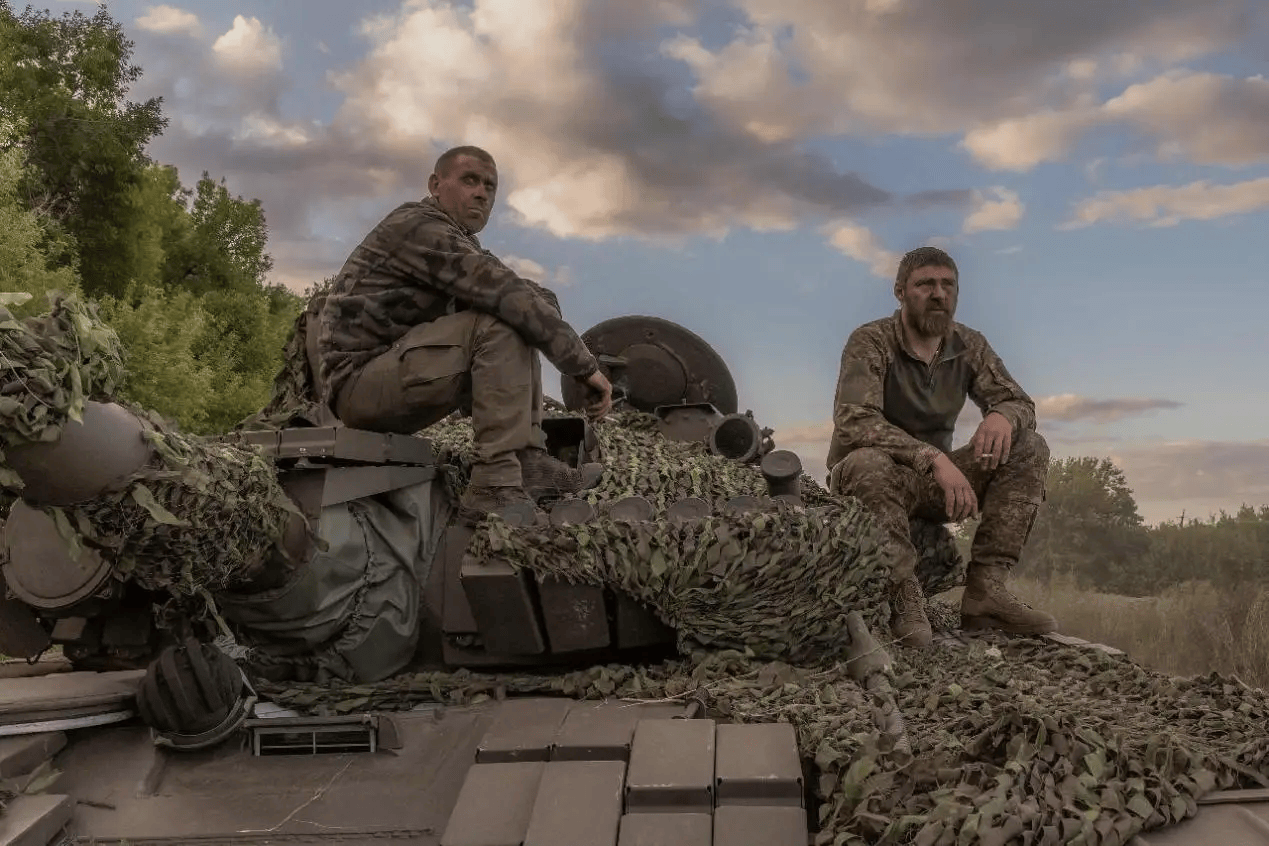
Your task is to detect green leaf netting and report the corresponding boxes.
[251,413,1269,845]
[254,633,1269,846]
[0,291,125,490]
[71,408,303,597]
[0,292,302,615]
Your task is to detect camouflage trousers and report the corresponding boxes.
[334,311,547,487]
[829,430,1049,583]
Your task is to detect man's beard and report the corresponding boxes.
[914,306,953,338]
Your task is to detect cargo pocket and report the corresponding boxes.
[397,338,470,415]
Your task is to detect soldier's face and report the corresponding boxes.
[899,264,958,338]
[428,155,498,233]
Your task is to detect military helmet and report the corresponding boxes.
[137,639,253,749]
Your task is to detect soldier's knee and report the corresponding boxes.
[1013,430,1050,465]
[830,448,898,493]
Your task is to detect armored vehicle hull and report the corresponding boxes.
[1,294,1268,846]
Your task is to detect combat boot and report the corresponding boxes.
[457,485,539,526]
[889,575,933,649]
[517,447,604,502]
[961,563,1058,635]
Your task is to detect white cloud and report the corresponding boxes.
[213,15,283,75]
[135,5,202,37]
[961,109,1100,172]
[1109,439,1269,508]
[1037,394,1184,423]
[822,221,898,279]
[962,187,1025,233]
[666,0,1248,143]
[502,254,577,288]
[1063,177,1269,229]
[964,71,1269,172]
[322,0,954,244]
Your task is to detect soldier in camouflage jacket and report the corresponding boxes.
[316,146,612,522]
[828,246,1058,648]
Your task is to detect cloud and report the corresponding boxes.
[122,0,1268,293]
[324,0,969,243]
[964,71,1269,172]
[1109,439,1269,506]
[502,255,576,288]
[213,15,283,75]
[1062,177,1269,228]
[666,0,1250,141]
[135,5,202,37]
[962,187,1025,233]
[1037,394,1184,423]
[822,221,898,278]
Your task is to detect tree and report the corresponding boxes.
[0,3,167,299]
[1022,457,1153,594]
[0,145,78,316]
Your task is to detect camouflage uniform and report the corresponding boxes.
[316,197,598,489]
[828,311,1055,640]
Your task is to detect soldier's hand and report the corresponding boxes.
[579,369,612,420]
[932,454,979,521]
[971,412,1013,470]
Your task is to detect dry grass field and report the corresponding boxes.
[972,576,1269,689]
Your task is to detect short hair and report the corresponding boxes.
[896,246,958,288]
[434,145,496,177]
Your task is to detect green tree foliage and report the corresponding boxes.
[951,455,1269,600]
[1142,505,1269,594]
[0,3,167,299]
[0,146,78,315]
[0,6,303,434]
[1021,457,1153,594]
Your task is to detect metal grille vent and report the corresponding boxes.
[247,715,379,756]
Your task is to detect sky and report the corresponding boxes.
[43,0,1269,525]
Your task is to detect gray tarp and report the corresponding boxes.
[217,477,450,683]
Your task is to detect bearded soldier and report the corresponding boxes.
[827,246,1057,648]
[316,146,612,523]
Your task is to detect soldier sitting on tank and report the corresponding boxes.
[827,246,1058,648]
[316,145,613,523]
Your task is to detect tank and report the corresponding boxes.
[0,292,1267,846]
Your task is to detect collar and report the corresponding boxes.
[420,195,482,244]
[890,309,965,363]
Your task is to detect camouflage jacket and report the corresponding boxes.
[827,311,1036,474]
[316,197,598,407]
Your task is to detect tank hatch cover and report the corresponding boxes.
[561,316,738,416]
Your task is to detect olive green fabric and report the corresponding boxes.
[222,478,449,684]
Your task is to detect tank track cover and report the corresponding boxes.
[1,293,1269,845]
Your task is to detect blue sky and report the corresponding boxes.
[48,0,1269,524]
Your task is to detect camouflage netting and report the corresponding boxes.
[430,408,966,605]
[251,410,1269,844]
[0,292,303,615]
[255,627,1269,846]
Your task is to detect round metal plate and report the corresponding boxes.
[2,501,114,611]
[606,496,654,524]
[549,499,595,527]
[561,316,738,415]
